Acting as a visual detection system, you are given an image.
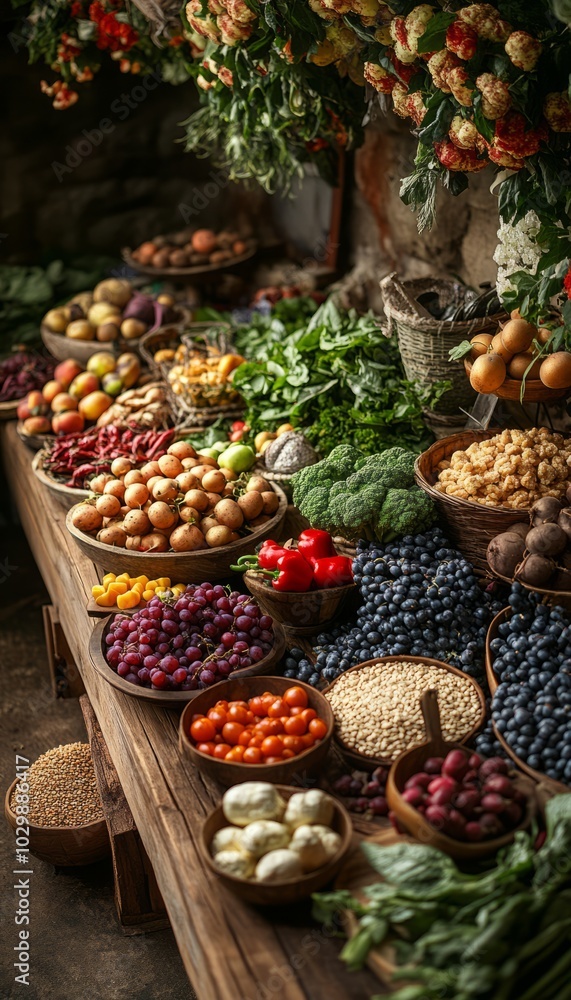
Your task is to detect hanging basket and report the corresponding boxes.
[381,274,506,417]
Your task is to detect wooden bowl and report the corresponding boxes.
[242,571,355,635]
[32,450,90,508]
[89,616,286,708]
[180,675,333,786]
[323,655,487,770]
[485,605,508,696]
[0,398,19,420]
[17,420,53,452]
[4,778,110,866]
[464,358,569,402]
[66,484,287,578]
[41,306,191,364]
[122,243,257,279]
[200,784,352,905]
[415,430,539,575]
[386,690,536,860]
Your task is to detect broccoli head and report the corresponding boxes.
[322,444,365,480]
[347,448,417,491]
[291,462,329,507]
[328,483,382,540]
[296,483,336,532]
[374,486,436,542]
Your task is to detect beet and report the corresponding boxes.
[487,532,526,577]
[508,522,531,541]
[516,553,556,587]
[423,756,444,774]
[479,757,509,779]
[550,569,571,592]
[526,523,567,557]
[465,821,484,842]
[442,749,470,781]
[530,496,564,526]
[453,788,480,816]
[481,792,506,814]
[468,753,483,769]
[402,787,425,807]
[480,812,504,836]
[369,796,388,816]
[482,775,514,798]
[425,804,449,829]
[405,772,432,790]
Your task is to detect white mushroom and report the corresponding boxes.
[222,782,286,827]
[240,821,291,859]
[213,849,256,878]
[289,824,342,872]
[284,789,334,830]
[254,849,304,883]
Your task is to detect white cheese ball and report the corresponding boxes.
[240,821,291,859]
[254,849,304,883]
[284,789,334,830]
[210,826,246,857]
[289,824,342,872]
[213,849,255,879]
[222,782,286,827]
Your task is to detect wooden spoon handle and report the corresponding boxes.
[420,690,443,744]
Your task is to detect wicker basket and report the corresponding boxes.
[381,274,506,417]
[415,429,535,575]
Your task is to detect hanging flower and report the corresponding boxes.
[493,211,542,298]
[475,73,511,119]
[493,111,548,158]
[434,138,487,171]
[457,4,511,42]
[504,31,542,71]
[446,20,478,61]
[544,92,571,133]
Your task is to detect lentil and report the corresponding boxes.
[325,661,482,759]
[12,743,104,828]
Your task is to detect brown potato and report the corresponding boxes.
[190,464,218,480]
[152,478,180,502]
[140,461,162,482]
[202,469,226,493]
[261,491,279,515]
[104,479,126,499]
[95,494,121,518]
[237,491,263,520]
[201,516,219,534]
[170,524,204,552]
[246,475,271,493]
[123,469,146,487]
[184,489,209,512]
[71,504,103,533]
[168,441,197,461]
[179,506,202,524]
[125,534,142,551]
[205,525,234,547]
[148,501,177,529]
[214,498,244,529]
[139,532,169,552]
[124,483,150,508]
[176,472,200,493]
[97,525,127,547]
[89,473,114,494]
[158,453,184,478]
[205,491,223,507]
[123,509,151,536]
[221,467,238,481]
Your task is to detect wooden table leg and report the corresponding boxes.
[80,694,170,935]
[42,604,86,698]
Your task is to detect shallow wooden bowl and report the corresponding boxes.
[41,307,191,363]
[485,605,509,696]
[200,784,352,905]
[4,778,110,866]
[464,359,569,402]
[386,690,536,860]
[89,616,286,708]
[122,244,257,279]
[322,655,487,770]
[17,420,52,452]
[32,450,90,508]
[65,484,288,579]
[243,571,355,635]
[180,675,333,786]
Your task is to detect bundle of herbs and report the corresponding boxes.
[313,794,571,1000]
[230,299,450,456]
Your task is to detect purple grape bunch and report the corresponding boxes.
[104,583,274,691]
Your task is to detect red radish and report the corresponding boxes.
[463,769,479,783]
[480,812,504,836]
[465,821,484,842]
[447,809,467,836]
[481,793,506,814]
[424,757,444,774]
[427,776,457,799]
[405,772,432,790]
[369,796,388,816]
[425,804,449,829]
[442,749,470,780]
[468,753,482,769]
[402,787,425,807]
[483,775,514,798]
[479,758,509,779]
[453,788,480,816]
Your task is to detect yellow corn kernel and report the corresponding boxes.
[102,573,116,586]
[96,591,119,607]
[107,581,128,596]
[117,591,141,610]
[142,589,155,601]
[92,585,106,598]
[145,580,158,590]
[131,582,146,595]
[116,573,130,584]
[156,577,170,588]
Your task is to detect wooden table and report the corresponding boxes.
[2,423,384,1000]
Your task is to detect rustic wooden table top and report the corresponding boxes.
[2,422,385,1000]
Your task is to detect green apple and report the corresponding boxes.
[211,440,228,454]
[217,444,256,473]
[198,447,221,461]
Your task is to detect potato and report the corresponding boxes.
[168,441,197,461]
[148,501,177,529]
[237,491,263,520]
[176,472,200,493]
[223,484,235,497]
[261,491,279,515]
[205,525,234,547]
[170,524,205,552]
[214,498,244,530]
[95,494,121,518]
[158,453,184,478]
[184,489,209,512]
[104,479,126,499]
[93,278,132,308]
[90,473,114,494]
[124,483,150,508]
[71,504,103,533]
[111,457,132,477]
[181,457,198,470]
[152,478,180,502]
[125,534,143,551]
[146,476,164,493]
[97,525,127,547]
[221,467,238,482]
[205,491,223,507]
[201,516,220,533]
[124,469,146,487]
[202,469,226,493]
[247,475,271,493]
[140,461,161,482]
[179,506,202,524]
[123,509,151,536]
[139,532,169,552]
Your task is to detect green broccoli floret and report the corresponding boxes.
[346,448,416,491]
[291,463,330,507]
[322,444,365,480]
[374,487,436,542]
[328,484,382,540]
[296,484,336,532]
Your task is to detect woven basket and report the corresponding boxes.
[415,429,535,575]
[381,274,506,417]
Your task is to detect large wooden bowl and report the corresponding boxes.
[41,306,191,363]
[386,690,536,861]
[4,778,110,866]
[89,615,286,708]
[243,571,355,635]
[17,420,52,452]
[122,244,257,279]
[200,784,352,905]
[415,430,538,575]
[485,605,508,696]
[65,484,288,578]
[180,675,333,786]
[464,359,569,402]
[323,655,487,770]
[33,450,90,508]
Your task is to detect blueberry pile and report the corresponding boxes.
[283,529,504,687]
[490,584,571,785]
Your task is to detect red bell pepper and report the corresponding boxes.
[230,540,287,574]
[297,528,335,564]
[272,550,314,592]
[311,556,353,589]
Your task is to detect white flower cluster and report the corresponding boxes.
[493,210,542,298]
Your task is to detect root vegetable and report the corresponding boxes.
[516,552,556,587]
[179,506,202,524]
[184,489,209,512]
[500,318,536,354]
[539,352,571,389]
[71,504,103,533]
[97,525,127,547]
[469,353,506,392]
[490,332,513,363]
[261,491,279,515]
[508,522,531,541]
[123,470,146,487]
[158,454,184,478]
[146,476,163,494]
[152,478,180,502]
[531,496,563,526]
[170,524,204,551]
[205,525,234,547]
[247,475,271,493]
[140,462,161,482]
[214,498,244,529]
[125,535,142,550]
[469,333,493,359]
[201,516,219,533]
[507,352,542,380]
[124,483,149,508]
[190,464,217,480]
[148,501,177,529]
[90,473,114,494]
[205,491,223,507]
[123,509,151,535]
[176,472,200,493]
[202,469,226,493]
[104,479,126,499]
[487,532,526,576]
[525,523,567,557]
[139,532,169,552]
[558,508,571,541]
[111,457,132,477]
[221,468,238,481]
[167,441,197,460]
[95,494,121,518]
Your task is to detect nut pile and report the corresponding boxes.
[436,428,571,509]
[325,661,482,760]
[13,743,103,827]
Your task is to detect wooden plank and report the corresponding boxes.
[2,422,381,1000]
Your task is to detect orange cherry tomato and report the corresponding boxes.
[190,717,216,743]
[227,704,249,725]
[282,735,304,754]
[309,718,328,739]
[243,746,263,764]
[264,756,282,764]
[284,686,308,709]
[215,700,229,712]
[191,712,203,722]
[301,733,316,748]
[281,749,295,759]
[222,722,245,746]
[248,696,265,716]
[261,693,276,711]
[284,715,306,737]
[300,708,317,725]
[289,705,305,716]
[213,734,224,744]
[238,728,253,746]
[207,708,227,730]
[248,733,264,748]
[261,736,283,758]
[225,746,245,762]
[258,717,284,736]
[268,698,289,718]
[196,742,215,756]
[212,743,231,759]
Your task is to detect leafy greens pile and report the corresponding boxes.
[230,299,450,456]
[313,794,571,1000]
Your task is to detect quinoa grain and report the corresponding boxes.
[11,743,104,828]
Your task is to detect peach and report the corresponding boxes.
[78,390,113,421]
[42,380,64,404]
[52,410,85,435]
[23,415,51,435]
[69,371,99,400]
[54,359,83,390]
[51,392,78,413]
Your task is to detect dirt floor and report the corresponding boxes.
[0,524,194,1000]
